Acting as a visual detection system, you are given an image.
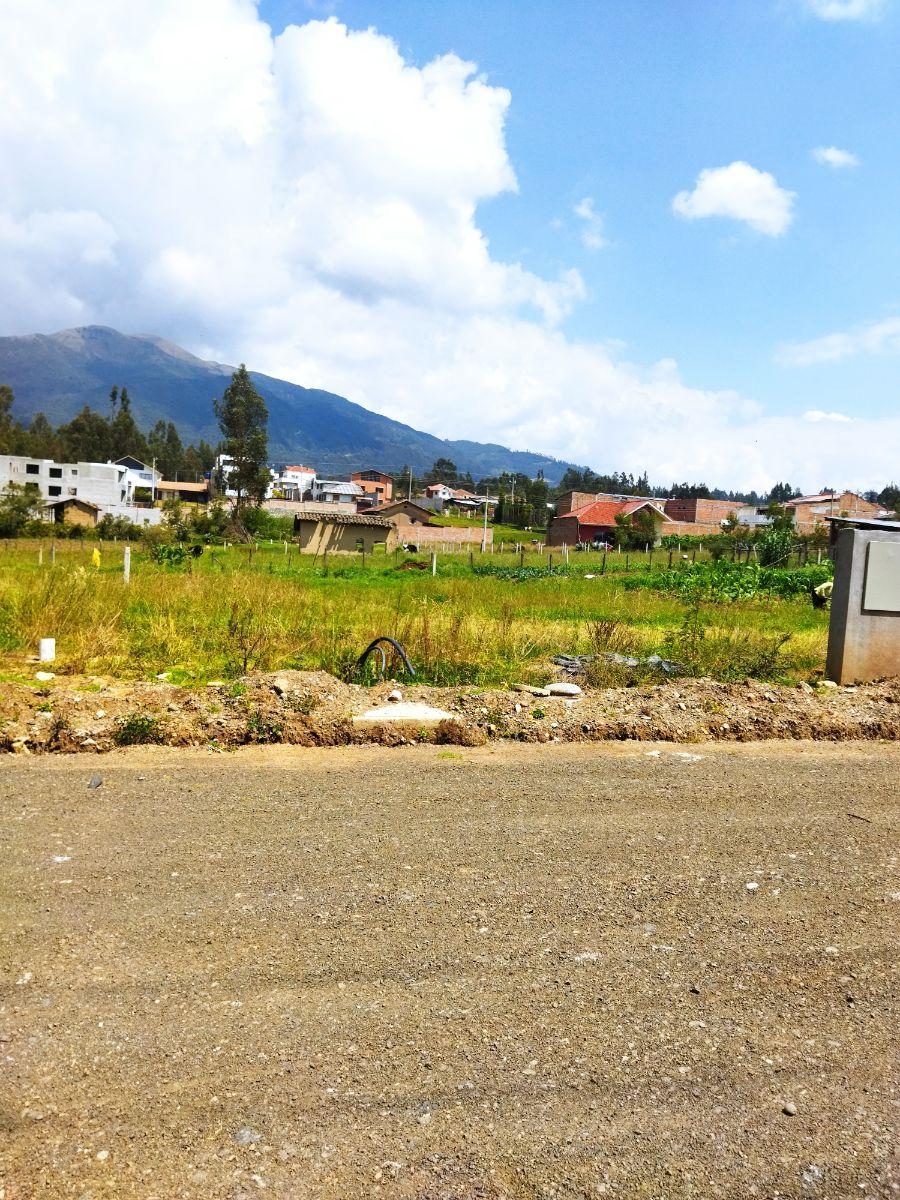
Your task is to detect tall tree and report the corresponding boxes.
[213,365,269,509]
[57,406,112,462]
[24,412,59,459]
[0,385,26,454]
[428,457,458,483]
[108,387,148,461]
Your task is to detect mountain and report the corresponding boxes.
[0,326,577,482]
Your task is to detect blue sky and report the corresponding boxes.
[263,0,900,423]
[3,0,898,487]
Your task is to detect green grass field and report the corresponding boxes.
[429,513,542,544]
[0,538,830,687]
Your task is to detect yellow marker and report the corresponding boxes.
[92,548,101,569]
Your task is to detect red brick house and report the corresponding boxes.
[547,498,671,547]
[351,469,394,506]
[786,491,883,531]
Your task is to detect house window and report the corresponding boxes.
[26,463,39,475]
[68,488,77,496]
[70,468,78,476]
[49,467,62,478]
[355,538,365,552]
[48,486,61,496]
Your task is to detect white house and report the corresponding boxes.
[0,455,162,525]
[311,479,363,506]
[276,465,316,500]
[112,456,162,503]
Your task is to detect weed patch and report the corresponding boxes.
[113,713,164,746]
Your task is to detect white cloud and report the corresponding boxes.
[803,409,853,422]
[812,145,860,168]
[0,1,894,491]
[573,196,606,250]
[777,316,900,365]
[672,161,795,236]
[804,0,886,20]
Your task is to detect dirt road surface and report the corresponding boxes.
[2,742,898,1199]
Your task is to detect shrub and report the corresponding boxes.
[113,713,164,746]
[245,710,284,743]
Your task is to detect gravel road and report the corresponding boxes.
[1,742,898,1199]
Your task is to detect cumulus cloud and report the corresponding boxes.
[812,145,860,168]
[573,197,606,250]
[804,0,886,20]
[672,161,796,236]
[0,1,892,489]
[777,316,900,365]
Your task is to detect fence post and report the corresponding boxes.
[38,545,43,566]
[123,544,131,584]
[431,551,437,576]
[51,542,56,565]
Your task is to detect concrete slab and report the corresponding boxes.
[353,702,457,724]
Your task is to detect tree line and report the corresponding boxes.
[0,384,217,481]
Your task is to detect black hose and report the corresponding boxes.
[355,636,416,679]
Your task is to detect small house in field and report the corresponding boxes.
[368,500,434,527]
[547,498,671,547]
[292,511,395,554]
[44,497,102,527]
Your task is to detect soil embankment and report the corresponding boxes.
[1,670,898,752]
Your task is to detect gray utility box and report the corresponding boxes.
[826,524,900,684]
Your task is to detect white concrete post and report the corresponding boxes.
[431,551,437,576]
[123,544,131,584]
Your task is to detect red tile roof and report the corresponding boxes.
[557,499,669,526]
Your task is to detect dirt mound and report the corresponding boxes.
[2,668,898,754]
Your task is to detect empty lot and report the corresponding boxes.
[1,742,898,1198]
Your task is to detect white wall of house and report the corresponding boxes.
[0,456,166,524]
[277,467,316,499]
[0,456,126,507]
[114,461,161,500]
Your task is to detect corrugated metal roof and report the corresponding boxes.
[825,516,900,530]
[314,481,364,496]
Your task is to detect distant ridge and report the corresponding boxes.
[0,326,578,482]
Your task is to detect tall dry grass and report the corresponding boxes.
[0,541,829,685]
